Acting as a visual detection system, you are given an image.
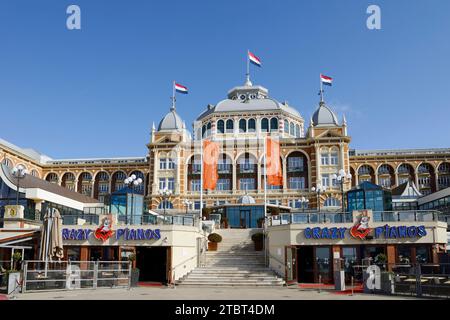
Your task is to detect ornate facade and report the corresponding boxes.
[1,80,449,212]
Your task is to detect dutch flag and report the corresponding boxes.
[320,74,333,86]
[174,83,188,94]
[248,51,262,67]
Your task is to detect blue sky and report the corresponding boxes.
[0,0,449,158]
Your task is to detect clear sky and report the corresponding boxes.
[0,0,449,159]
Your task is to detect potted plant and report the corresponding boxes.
[127,253,140,287]
[374,253,388,270]
[251,232,264,251]
[207,233,222,251]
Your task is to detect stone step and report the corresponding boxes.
[176,281,284,287]
[189,271,276,276]
[178,278,284,284]
[185,273,278,280]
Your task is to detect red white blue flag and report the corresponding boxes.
[248,51,262,67]
[320,74,333,86]
[175,83,188,94]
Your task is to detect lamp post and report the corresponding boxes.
[11,165,28,207]
[159,188,173,224]
[183,199,192,215]
[124,174,143,224]
[299,196,309,213]
[331,169,352,213]
[311,184,327,212]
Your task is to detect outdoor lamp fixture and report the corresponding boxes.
[159,188,173,223]
[183,199,193,214]
[311,184,327,213]
[11,165,28,207]
[124,174,143,224]
[331,169,352,213]
[299,197,309,213]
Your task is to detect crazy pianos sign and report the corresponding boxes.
[304,210,427,240]
[62,216,161,242]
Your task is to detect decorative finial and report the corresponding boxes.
[152,122,155,131]
[343,114,347,125]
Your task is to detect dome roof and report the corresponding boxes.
[312,102,339,126]
[158,108,184,131]
[196,84,302,121]
[237,194,256,204]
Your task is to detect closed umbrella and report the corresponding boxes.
[39,208,64,277]
[50,209,64,260]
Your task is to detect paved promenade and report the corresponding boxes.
[8,286,417,300]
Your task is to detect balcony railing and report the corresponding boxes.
[269,210,442,226]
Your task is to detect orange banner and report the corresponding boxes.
[203,140,220,190]
[266,137,283,186]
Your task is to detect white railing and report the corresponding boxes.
[22,260,131,293]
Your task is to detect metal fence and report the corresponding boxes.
[22,260,131,293]
[354,262,450,299]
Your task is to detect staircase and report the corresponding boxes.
[176,229,285,287]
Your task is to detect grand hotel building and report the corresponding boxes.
[1,79,450,214]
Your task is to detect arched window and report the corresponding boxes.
[295,124,301,137]
[289,122,295,136]
[261,118,269,132]
[217,120,224,134]
[226,119,234,133]
[284,120,289,133]
[80,172,92,181]
[46,173,59,184]
[324,197,341,207]
[2,158,12,168]
[248,118,256,132]
[202,125,206,137]
[158,200,173,209]
[31,170,39,177]
[270,118,278,131]
[239,119,247,133]
[97,172,109,181]
[206,122,211,136]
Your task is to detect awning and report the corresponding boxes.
[0,230,38,248]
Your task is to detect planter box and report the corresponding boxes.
[130,269,140,287]
[254,241,263,251]
[208,242,218,251]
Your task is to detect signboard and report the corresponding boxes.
[62,216,161,242]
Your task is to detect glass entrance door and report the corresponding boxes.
[315,247,332,284]
[240,210,250,228]
[285,246,297,284]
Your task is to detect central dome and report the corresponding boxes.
[196,84,302,121]
[237,194,256,204]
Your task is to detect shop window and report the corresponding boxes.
[67,247,81,261]
[415,246,430,264]
[397,245,412,264]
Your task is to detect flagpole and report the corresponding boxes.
[319,74,324,103]
[200,137,203,221]
[263,136,268,266]
[246,49,250,85]
[172,80,176,110]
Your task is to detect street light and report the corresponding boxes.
[124,174,143,224]
[331,169,352,213]
[183,199,192,215]
[298,197,309,213]
[159,188,173,223]
[311,184,327,212]
[11,165,28,207]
